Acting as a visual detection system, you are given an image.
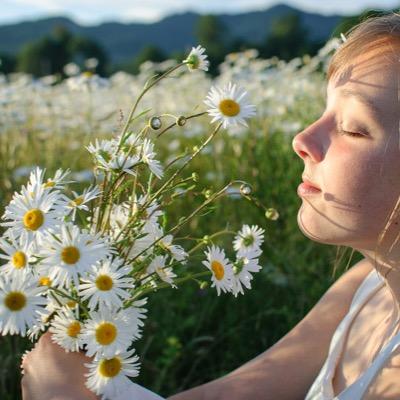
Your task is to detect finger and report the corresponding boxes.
[21,349,32,373]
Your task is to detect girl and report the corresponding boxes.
[21,13,400,400]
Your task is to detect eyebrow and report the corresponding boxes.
[338,88,381,118]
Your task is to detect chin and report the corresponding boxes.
[296,208,350,246]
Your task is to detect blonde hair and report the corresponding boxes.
[329,13,400,278]
[327,12,400,80]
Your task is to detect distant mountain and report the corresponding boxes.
[0,4,343,63]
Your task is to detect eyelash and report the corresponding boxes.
[337,127,366,138]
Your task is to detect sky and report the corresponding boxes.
[1,0,399,25]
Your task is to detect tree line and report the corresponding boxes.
[0,10,387,78]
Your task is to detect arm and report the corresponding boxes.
[168,258,373,400]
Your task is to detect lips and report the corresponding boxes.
[301,175,320,190]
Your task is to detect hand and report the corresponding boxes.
[21,331,99,400]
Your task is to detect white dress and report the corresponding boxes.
[114,382,165,400]
[305,268,400,399]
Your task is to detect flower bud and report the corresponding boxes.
[191,172,199,182]
[149,116,162,130]
[265,208,279,220]
[202,235,210,244]
[199,281,209,290]
[204,189,212,199]
[177,116,187,126]
[240,183,252,196]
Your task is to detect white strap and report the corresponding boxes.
[336,329,400,399]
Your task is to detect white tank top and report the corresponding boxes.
[305,268,400,399]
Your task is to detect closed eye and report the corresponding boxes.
[337,126,367,138]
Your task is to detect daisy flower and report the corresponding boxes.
[108,203,130,239]
[87,139,116,165]
[232,248,262,297]
[80,308,133,358]
[140,139,163,179]
[1,183,65,245]
[126,222,159,260]
[0,277,47,336]
[233,224,265,255]
[146,255,177,288]
[0,233,35,278]
[204,82,256,129]
[202,245,234,295]
[159,233,188,263]
[66,185,101,221]
[184,45,209,72]
[131,194,163,225]
[26,313,50,342]
[46,291,80,314]
[78,257,134,311]
[149,224,188,263]
[120,298,148,340]
[39,224,111,288]
[87,139,120,170]
[107,153,141,176]
[49,307,83,352]
[25,167,46,192]
[87,138,140,175]
[27,167,72,191]
[85,348,140,399]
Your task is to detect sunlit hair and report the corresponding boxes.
[327,12,400,81]
[328,12,400,278]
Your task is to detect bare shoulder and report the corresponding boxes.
[308,257,374,326]
[332,257,373,289]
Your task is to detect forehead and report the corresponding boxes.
[327,44,399,121]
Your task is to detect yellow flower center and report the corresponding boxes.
[95,275,114,291]
[83,71,93,78]
[69,196,84,207]
[211,260,225,280]
[66,300,77,308]
[95,322,117,345]
[4,291,26,311]
[61,246,80,264]
[23,209,44,231]
[12,251,27,269]
[67,321,81,338]
[98,357,122,378]
[43,180,55,188]
[219,99,240,117]
[39,276,52,286]
[156,267,167,279]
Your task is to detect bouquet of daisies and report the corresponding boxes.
[0,46,271,399]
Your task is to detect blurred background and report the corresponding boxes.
[0,1,398,399]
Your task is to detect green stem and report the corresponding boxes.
[156,111,207,138]
[187,230,237,255]
[48,287,89,315]
[126,271,211,304]
[118,63,185,149]
[125,180,235,265]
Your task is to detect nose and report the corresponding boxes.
[292,121,324,163]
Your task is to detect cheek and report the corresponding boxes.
[327,145,400,222]
[326,146,373,203]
